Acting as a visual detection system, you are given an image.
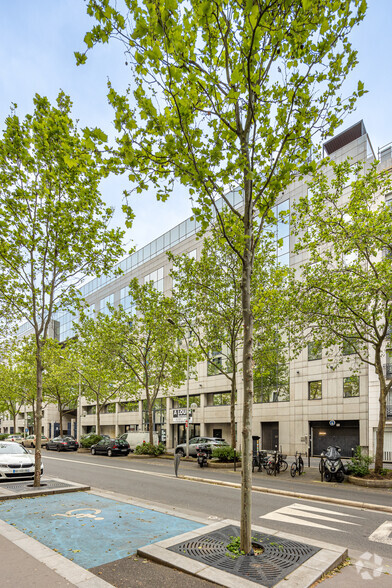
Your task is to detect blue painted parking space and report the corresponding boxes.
[0,492,204,569]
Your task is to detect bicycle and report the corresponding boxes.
[290,452,304,477]
[266,452,288,475]
[252,450,268,472]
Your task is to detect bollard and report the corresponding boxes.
[234,449,236,472]
[320,456,324,482]
[174,452,181,477]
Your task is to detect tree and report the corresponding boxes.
[72,313,132,435]
[0,92,124,485]
[78,0,367,551]
[170,214,287,449]
[107,279,191,444]
[42,340,79,436]
[292,160,392,473]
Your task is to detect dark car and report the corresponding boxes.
[46,436,79,452]
[90,438,130,457]
[175,437,229,457]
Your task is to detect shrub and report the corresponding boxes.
[81,434,103,448]
[0,434,8,440]
[347,446,372,477]
[134,442,165,456]
[211,446,240,462]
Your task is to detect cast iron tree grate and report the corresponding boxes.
[169,524,319,587]
[0,480,71,492]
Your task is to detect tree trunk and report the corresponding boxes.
[148,404,153,444]
[240,185,254,554]
[230,368,237,449]
[96,398,101,435]
[13,413,17,435]
[34,346,43,487]
[59,405,64,437]
[375,352,387,473]
[375,382,387,473]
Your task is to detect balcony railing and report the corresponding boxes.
[387,405,392,419]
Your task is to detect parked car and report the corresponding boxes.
[90,438,130,457]
[117,431,159,452]
[22,435,49,448]
[0,441,43,480]
[46,436,79,452]
[7,434,24,444]
[175,437,229,457]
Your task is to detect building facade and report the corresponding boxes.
[2,121,392,461]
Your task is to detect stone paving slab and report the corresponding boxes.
[137,519,348,588]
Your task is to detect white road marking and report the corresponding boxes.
[260,502,363,532]
[369,521,392,545]
[43,455,176,480]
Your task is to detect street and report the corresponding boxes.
[42,452,392,561]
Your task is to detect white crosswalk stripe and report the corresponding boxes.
[369,521,392,545]
[259,502,364,532]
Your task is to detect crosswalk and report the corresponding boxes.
[259,502,364,532]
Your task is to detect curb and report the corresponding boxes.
[178,474,392,514]
[137,518,348,588]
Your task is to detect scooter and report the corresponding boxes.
[196,444,212,467]
[321,446,345,483]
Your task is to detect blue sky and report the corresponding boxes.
[0,1,391,252]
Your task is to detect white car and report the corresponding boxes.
[0,441,43,481]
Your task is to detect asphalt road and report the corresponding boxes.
[42,451,392,560]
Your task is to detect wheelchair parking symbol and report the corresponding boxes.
[52,508,104,521]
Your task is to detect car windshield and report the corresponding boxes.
[0,443,27,454]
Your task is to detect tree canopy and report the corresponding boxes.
[293,159,392,472]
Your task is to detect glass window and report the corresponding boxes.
[309,381,322,400]
[212,392,232,406]
[100,294,114,316]
[342,340,355,356]
[308,342,322,361]
[277,199,290,239]
[343,376,359,397]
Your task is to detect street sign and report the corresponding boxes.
[329,420,336,426]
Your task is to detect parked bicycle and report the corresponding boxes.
[252,450,268,472]
[290,452,304,477]
[266,452,288,475]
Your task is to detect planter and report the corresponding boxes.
[209,460,241,469]
[347,475,392,488]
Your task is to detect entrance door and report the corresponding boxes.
[262,422,279,451]
[311,421,359,457]
[177,424,200,444]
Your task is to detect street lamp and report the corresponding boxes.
[168,318,190,458]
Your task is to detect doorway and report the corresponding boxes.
[261,422,279,451]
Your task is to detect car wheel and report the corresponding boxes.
[56,445,61,452]
[45,444,50,451]
[176,449,185,457]
[31,443,35,448]
[91,448,96,455]
[107,449,113,457]
[125,450,130,456]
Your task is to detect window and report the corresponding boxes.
[100,294,114,316]
[208,355,223,376]
[253,361,289,403]
[309,381,322,400]
[119,401,139,413]
[308,342,322,361]
[344,376,359,397]
[212,392,231,406]
[174,395,200,408]
[342,339,355,356]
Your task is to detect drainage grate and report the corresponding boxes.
[0,480,71,492]
[169,524,319,587]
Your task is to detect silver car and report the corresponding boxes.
[175,437,229,457]
[0,441,43,480]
